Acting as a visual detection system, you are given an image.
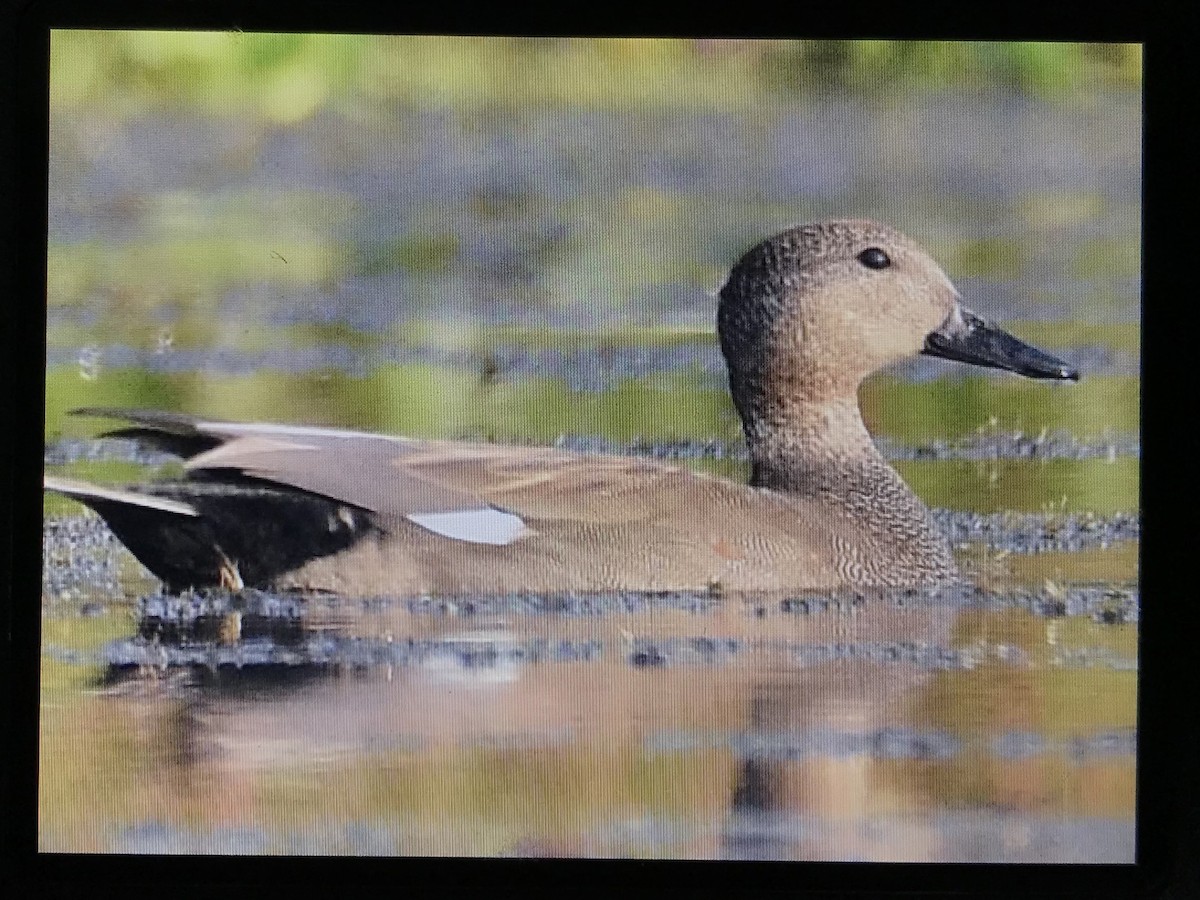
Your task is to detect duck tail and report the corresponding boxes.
[44,474,236,591]
[68,407,225,458]
[43,475,199,517]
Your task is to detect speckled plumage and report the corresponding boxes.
[45,219,1078,595]
[718,220,963,586]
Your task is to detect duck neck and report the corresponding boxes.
[743,394,957,583]
[752,392,943,522]
[744,395,889,492]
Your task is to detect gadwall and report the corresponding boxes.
[44,220,1077,595]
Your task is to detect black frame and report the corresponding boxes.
[4,4,1183,897]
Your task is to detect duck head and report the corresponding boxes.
[717,219,1078,441]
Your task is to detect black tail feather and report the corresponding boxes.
[49,476,377,593]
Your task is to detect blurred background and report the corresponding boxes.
[46,36,1140,463]
[41,35,1140,860]
[49,35,1141,113]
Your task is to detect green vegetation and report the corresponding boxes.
[978,543,1139,587]
[897,457,1139,515]
[42,458,185,517]
[51,34,1141,121]
[1005,321,1140,354]
[43,364,744,445]
[46,318,712,355]
[48,237,345,303]
[861,374,1139,445]
[46,363,1141,450]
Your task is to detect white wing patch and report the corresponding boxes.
[405,508,529,545]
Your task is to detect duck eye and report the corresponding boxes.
[858,247,891,270]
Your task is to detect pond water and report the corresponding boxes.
[40,92,1140,860]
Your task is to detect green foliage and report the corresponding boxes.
[356,233,461,277]
[763,40,1140,94]
[897,458,1139,515]
[50,34,1141,121]
[862,375,1139,445]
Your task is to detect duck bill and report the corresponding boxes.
[922,306,1079,381]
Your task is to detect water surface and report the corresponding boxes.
[41,93,1140,861]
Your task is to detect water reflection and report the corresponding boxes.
[36,583,1126,860]
[716,600,954,861]
[42,88,1140,860]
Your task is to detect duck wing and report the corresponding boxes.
[53,409,845,593]
[68,408,700,544]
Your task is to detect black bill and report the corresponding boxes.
[922,307,1079,381]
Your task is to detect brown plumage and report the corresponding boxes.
[44,220,1078,595]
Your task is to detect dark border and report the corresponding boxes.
[4,2,1187,898]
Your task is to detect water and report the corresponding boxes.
[40,92,1139,860]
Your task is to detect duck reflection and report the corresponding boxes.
[715,594,953,861]
[95,589,964,859]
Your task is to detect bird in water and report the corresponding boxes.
[44,220,1078,596]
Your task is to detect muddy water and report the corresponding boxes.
[40,94,1139,860]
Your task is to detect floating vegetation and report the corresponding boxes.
[53,579,1137,680]
[45,427,1141,470]
[930,509,1139,553]
[43,338,1141,387]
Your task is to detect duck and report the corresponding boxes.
[44,219,1077,596]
